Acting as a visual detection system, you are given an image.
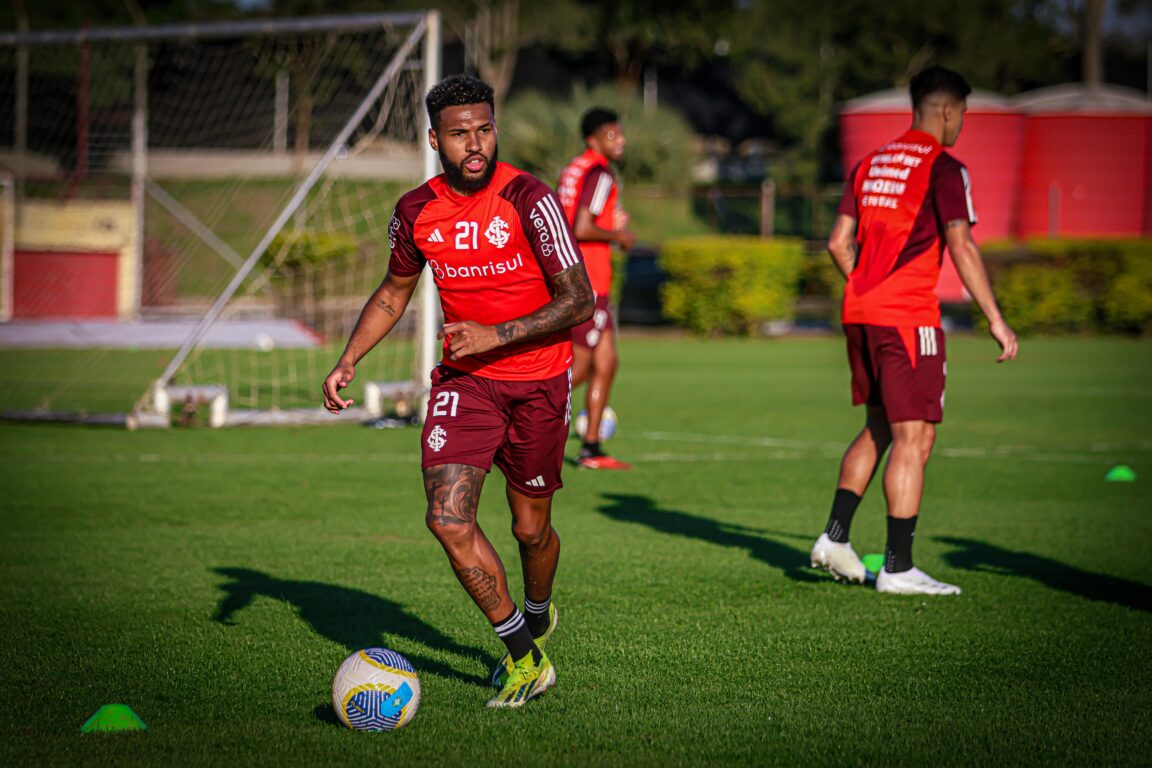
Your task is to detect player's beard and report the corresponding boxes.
[440,145,498,194]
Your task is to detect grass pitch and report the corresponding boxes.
[1,335,1149,766]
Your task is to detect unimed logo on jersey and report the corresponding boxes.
[428,253,525,281]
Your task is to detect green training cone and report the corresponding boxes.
[861,553,884,576]
[80,704,148,733]
[1105,465,1137,483]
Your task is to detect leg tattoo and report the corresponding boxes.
[424,464,485,525]
[456,565,501,612]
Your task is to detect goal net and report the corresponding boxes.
[0,12,441,428]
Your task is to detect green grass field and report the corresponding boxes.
[1,335,1150,766]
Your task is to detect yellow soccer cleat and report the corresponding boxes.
[491,603,558,689]
[486,651,556,709]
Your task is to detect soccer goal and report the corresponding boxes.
[0,12,442,428]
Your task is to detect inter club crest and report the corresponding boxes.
[484,216,510,248]
[427,425,448,452]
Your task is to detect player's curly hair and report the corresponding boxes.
[425,75,495,130]
[581,107,619,139]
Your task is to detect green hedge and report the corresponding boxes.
[659,236,805,335]
[266,229,360,270]
[984,238,1152,335]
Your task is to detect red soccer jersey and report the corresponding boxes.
[558,148,619,296]
[839,129,977,328]
[388,162,582,381]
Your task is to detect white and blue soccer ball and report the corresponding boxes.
[332,648,421,731]
[574,406,618,442]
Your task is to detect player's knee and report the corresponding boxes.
[892,425,935,464]
[511,518,552,551]
[425,508,476,544]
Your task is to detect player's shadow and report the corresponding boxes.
[597,493,820,581]
[212,567,493,690]
[938,537,1152,613]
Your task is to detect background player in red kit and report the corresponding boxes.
[322,75,592,707]
[810,66,1018,595]
[558,108,636,470]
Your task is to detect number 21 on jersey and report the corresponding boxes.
[455,221,478,250]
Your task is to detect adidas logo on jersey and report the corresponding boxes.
[428,228,445,243]
[524,475,546,488]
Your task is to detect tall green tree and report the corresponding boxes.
[724,0,1069,186]
[523,0,735,92]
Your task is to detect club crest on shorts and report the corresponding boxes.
[427,425,448,452]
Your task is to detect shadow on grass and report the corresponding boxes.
[597,493,821,582]
[938,537,1152,613]
[212,567,493,689]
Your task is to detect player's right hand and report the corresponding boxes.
[615,228,637,252]
[323,362,356,413]
[989,317,1018,363]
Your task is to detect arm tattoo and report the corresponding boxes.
[424,464,485,526]
[375,299,397,316]
[494,265,593,346]
[456,566,501,611]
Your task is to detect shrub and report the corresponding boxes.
[1104,251,1152,332]
[266,229,360,270]
[983,238,1152,335]
[659,236,804,335]
[991,264,1093,335]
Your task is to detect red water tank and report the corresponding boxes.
[1015,84,1151,238]
[839,89,1026,301]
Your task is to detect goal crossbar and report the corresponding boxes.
[0,13,427,47]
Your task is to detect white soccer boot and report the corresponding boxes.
[876,566,961,595]
[810,533,868,584]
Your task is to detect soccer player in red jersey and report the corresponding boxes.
[558,108,636,470]
[810,66,1018,595]
[322,75,593,707]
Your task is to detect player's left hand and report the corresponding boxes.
[440,321,501,360]
[989,317,1018,363]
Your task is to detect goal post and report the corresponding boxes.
[0,12,442,428]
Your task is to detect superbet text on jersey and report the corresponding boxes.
[387,162,582,381]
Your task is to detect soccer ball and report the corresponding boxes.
[332,648,421,731]
[574,406,618,441]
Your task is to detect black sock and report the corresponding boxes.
[885,516,918,573]
[492,608,540,664]
[824,488,862,543]
[523,596,551,638]
[581,440,602,457]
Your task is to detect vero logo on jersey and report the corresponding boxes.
[428,228,445,243]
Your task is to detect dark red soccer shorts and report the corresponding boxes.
[420,364,571,497]
[571,295,615,350]
[843,324,946,424]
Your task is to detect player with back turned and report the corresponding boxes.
[809,66,1018,595]
[323,75,593,707]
